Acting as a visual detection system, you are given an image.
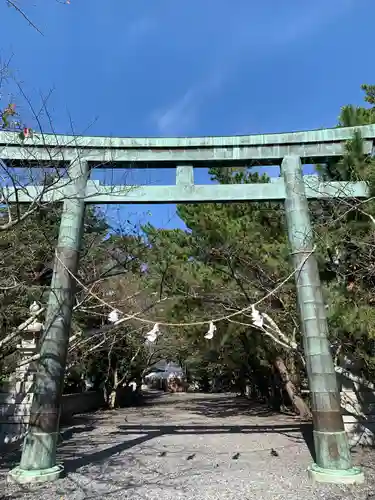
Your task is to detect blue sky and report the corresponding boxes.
[1,0,375,230]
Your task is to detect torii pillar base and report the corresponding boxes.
[308,463,364,485]
[8,465,64,485]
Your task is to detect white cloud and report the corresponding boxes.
[154,88,197,136]
[153,69,225,136]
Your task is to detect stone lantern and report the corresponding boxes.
[0,302,44,446]
[15,301,43,392]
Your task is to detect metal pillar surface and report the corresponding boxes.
[8,160,89,484]
[281,155,364,484]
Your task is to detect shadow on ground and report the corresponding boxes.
[0,393,316,477]
[2,393,375,500]
[0,414,99,473]
[178,395,279,418]
[60,421,316,474]
[0,393,165,472]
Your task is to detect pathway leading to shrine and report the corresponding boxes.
[1,392,374,499]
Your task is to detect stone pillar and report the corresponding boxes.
[0,302,43,447]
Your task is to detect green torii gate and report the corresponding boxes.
[2,124,373,485]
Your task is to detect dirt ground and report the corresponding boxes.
[1,392,375,500]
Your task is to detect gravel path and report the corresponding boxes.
[1,392,375,499]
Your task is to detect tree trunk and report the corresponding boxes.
[269,368,282,411]
[108,389,117,409]
[287,351,298,386]
[108,366,119,409]
[274,356,311,419]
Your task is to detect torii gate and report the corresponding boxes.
[2,125,374,485]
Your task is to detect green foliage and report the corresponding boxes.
[140,168,299,395]
[138,83,375,393]
[312,83,375,377]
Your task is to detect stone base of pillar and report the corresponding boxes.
[308,464,365,484]
[7,465,64,485]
